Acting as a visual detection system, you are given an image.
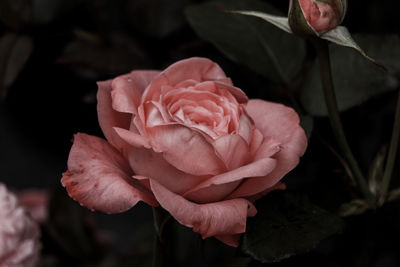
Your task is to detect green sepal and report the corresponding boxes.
[321,26,386,70]
[288,0,317,37]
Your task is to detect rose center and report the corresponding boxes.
[162,81,241,139]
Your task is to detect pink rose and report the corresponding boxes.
[61,57,307,247]
[289,0,346,33]
[0,183,41,267]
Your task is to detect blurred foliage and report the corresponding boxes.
[0,33,33,99]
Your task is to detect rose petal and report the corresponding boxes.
[246,99,303,145]
[249,128,264,155]
[184,181,241,204]
[127,146,206,194]
[184,157,277,196]
[215,234,241,247]
[97,80,131,151]
[142,57,236,102]
[213,134,251,170]
[253,136,281,161]
[229,128,307,198]
[237,110,254,144]
[215,81,248,104]
[246,182,286,203]
[111,70,160,115]
[228,99,307,198]
[150,180,256,242]
[113,127,150,148]
[61,133,157,213]
[147,124,225,175]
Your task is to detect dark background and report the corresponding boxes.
[0,0,399,266]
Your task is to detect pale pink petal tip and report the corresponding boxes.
[150,180,256,246]
[61,133,157,214]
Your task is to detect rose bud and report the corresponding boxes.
[0,183,41,267]
[61,57,307,247]
[288,0,347,35]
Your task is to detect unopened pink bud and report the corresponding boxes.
[289,0,347,35]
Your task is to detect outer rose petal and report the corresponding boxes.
[215,234,241,247]
[150,180,257,247]
[229,100,307,198]
[245,99,304,145]
[97,80,131,151]
[61,133,157,213]
[184,181,242,204]
[147,124,225,176]
[111,70,160,115]
[213,134,251,170]
[127,146,206,194]
[184,157,277,196]
[142,57,247,104]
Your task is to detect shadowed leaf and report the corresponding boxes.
[241,191,344,263]
[301,34,400,116]
[186,0,306,84]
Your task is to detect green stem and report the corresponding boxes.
[379,90,400,205]
[152,207,166,267]
[312,38,374,203]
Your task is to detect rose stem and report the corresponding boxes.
[311,38,374,204]
[379,90,400,205]
[152,206,169,267]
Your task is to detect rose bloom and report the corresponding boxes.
[62,57,307,246]
[290,0,345,33]
[0,183,41,267]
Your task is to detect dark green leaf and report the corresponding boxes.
[152,206,171,241]
[126,0,194,39]
[47,188,97,261]
[337,199,370,217]
[0,33,33,99]
[185,0,306,84]
[58,31,150,76]
[301,34,400,116]
[240,191,345,263]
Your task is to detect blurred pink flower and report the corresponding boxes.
[0,184,41,267]
[17,190,48,224]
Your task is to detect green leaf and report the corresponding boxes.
[240,191,344,263]
[337,199,370,217]
[229,10,292,34]
[0,33,33,99]
[126,0,193,39]
[321,26,384,69]
[152,206,171,241]
[301,34,400,116]
[185,0,306,84]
